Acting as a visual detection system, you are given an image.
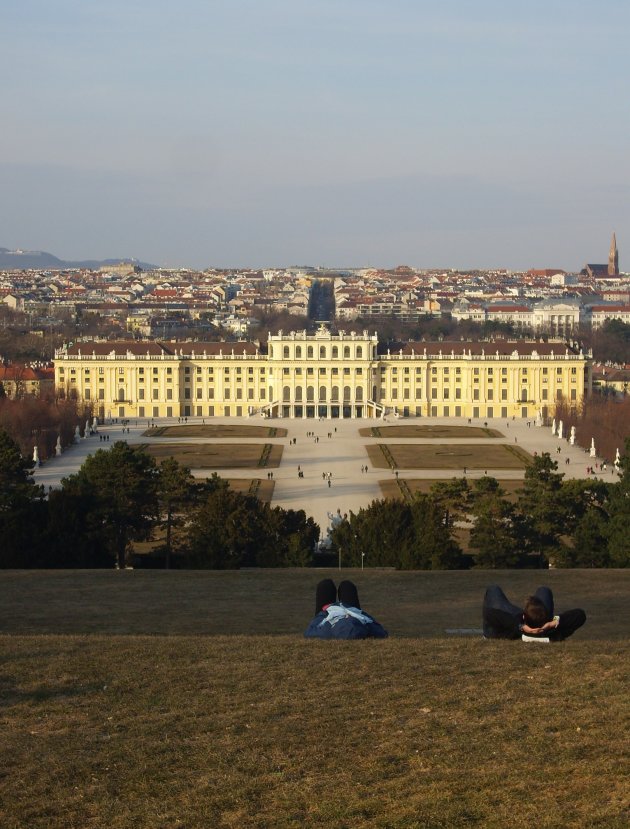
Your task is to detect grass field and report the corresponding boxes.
[361,425,503,438]
[1,570,628,829]
[368,443,531,470]
[143,425,287,438]
[140,442,283,469]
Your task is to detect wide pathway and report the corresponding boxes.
[33,415,618,537]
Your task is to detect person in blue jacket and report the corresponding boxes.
[304,578,388,639]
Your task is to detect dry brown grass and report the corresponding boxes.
[1,571,628,829]
[368,443,531,470]
[225,478,275,502]
[144,424,287,438]
[360,425,503,438]
[0,569,625,639]
[140,442,283,469]
[379,478,525,501]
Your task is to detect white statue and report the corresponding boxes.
[84,419,90,438]
[614,448,621,468]
[558,420,564,440]
[33,445,39,464]
[74,426,81,443]
[92,416,98,432]
[55,436,62,457]
[589,438,596,458]
[551,418,557,436]
[569,426,576,446]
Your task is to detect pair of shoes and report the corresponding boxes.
[521,634,550,643]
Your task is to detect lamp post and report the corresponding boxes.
[361,552,365,571]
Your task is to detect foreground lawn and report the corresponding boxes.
[1,636,627,829]
[1,571,628,828]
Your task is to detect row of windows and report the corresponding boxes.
[272,345,371,359]
[61,363,580,377]
[95,385,579,404]
[61,366,267,377]
[282,387,365,402]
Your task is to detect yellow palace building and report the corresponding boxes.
[54,327,591,422]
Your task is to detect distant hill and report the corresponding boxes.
[0,247,157,271]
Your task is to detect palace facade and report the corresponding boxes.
[54,328,591,421]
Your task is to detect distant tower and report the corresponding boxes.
[608,232,619,276]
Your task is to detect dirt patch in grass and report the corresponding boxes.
[380,477,525,501]
[141,442,283,469]
[361,424,503,438]
[368,443,532,470]
[144,424,287,438]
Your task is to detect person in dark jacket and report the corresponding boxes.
[304,579,388,640]
[482,585,586,641]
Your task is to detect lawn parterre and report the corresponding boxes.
[0,570,628,829]
[360,424,503,438]
[139,442,283,469]
[143,424,288,438]
[367,442,531,470]
[379,478,526,501]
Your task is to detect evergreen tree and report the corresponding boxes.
[469,494,521,568]
[62,442,159,569]
[409,494,463,569]
[185,486,260,568]
[329,496,461,570]
[0,429,45,566]
[567,508,611,568]
[515,453,567,565]
[156,457,198,568]
[42,487,113,568]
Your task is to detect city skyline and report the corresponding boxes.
[2,1,629,270]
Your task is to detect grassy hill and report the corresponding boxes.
[1,570,628,828]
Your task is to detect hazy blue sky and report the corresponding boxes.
[1,0,628,269]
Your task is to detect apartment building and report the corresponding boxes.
[54,328,590,422]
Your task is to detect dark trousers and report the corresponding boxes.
[482,585,522,639]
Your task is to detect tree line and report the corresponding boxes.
[1,430,628,570]
[0,433,318,569]
[329,448,630,569]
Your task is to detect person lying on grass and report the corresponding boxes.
[305,579,389,640]
[482,585,586,642]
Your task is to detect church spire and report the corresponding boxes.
[608,232,619,276]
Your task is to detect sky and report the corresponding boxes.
[1,0,629,270]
